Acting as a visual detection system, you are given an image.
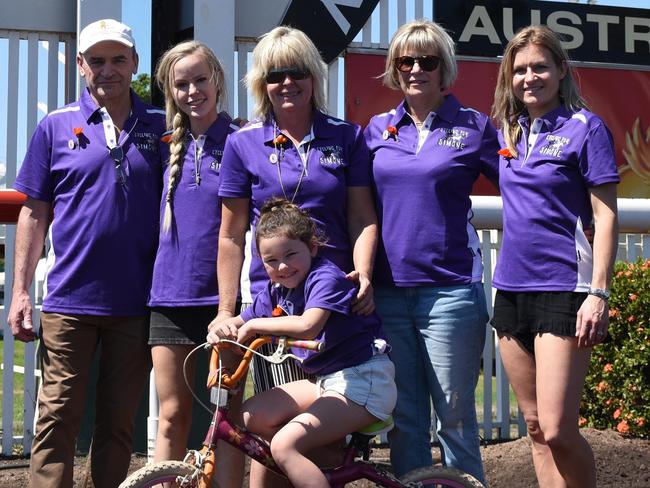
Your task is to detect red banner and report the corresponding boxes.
[345,53,650,197]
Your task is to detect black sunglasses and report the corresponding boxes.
[265,67,310,84]
[395,55,441,72]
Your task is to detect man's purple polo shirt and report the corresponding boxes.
[149,114,239,307]
[219,110,372,297]
[493,107,620,292]
[242,256,384,376]
[15,89,166,315]
[365,95,500,287]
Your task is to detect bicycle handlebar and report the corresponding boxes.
[207,336,323,389]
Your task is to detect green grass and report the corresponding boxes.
[0,338,27,437]
[475,372,518,418]
[476,372,521,438]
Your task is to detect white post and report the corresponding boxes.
[76,0,123,96]
[147,370,159,462]
[194,0,236,115]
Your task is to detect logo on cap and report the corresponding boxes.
[78,18,135,53]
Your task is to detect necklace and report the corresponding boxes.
[272,123,311,203]
[192,133,206,185]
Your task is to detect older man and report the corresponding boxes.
[7,19,165,487]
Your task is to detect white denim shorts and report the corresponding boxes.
[317,353,397,421]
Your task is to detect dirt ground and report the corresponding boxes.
[0,428,647,487]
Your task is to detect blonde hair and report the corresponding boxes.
[492,25,587,157]
[245,26,327,120]
[383,19,457,91]
[154,40,226,232]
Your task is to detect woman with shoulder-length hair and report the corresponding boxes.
[211,25,378,487]
[364,19,499,484]
[491,25,618,487]
[148,40,242,479]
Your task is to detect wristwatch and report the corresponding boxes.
[588,287,610,300]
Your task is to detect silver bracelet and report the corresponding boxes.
[588,287,610,300]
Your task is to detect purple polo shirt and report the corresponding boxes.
[493,107,619,292]
[365,95,500,287]
[15,89,165,315]
[241,256,383,376]
[219,110,371,297]
[149,114,239,307]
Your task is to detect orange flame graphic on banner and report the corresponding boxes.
[619,118,650,198]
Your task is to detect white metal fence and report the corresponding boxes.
[2,210,649,453]
[0,28,76,455]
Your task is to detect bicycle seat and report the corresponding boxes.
[356,416,394,436]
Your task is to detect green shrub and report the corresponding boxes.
[580,258,650,438]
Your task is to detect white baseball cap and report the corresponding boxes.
[79,19,135,53]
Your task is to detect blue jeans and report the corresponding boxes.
[375,283,487,483]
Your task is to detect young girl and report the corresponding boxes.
[207,198,396,488]
[149,41,240,468]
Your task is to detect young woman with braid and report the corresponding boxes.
[147,41,241,472]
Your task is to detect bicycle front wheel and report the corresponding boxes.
[401,466,485,488]
[118,461,200,488]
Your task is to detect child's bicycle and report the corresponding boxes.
[120,336,484,488]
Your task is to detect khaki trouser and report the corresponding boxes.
[30,313,151,488]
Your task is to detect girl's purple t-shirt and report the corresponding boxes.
[493,107,620,292]
[149,114,240,307]
[241,257,383,376]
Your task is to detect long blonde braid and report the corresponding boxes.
[162,112,189,232]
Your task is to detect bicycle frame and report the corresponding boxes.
[202,403,403,488]
[121,337,484,488]
[198,337,405,488]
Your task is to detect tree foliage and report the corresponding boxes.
[131,73,151,103]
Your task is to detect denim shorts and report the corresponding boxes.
[317,353,397,421]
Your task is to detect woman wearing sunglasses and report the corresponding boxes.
[212,25,378,487]
[364,19,499,483]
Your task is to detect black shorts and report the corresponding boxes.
[149,306,219,346]
[490,290,588,355]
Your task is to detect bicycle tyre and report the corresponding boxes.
[118,461,199,488]
[400,465,485,488]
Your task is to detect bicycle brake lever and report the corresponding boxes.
[266,337,304,364]
[266,352,303,364]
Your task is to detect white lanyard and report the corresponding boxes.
[100,107,136,185]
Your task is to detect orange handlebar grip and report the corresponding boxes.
[206,337,273,389]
